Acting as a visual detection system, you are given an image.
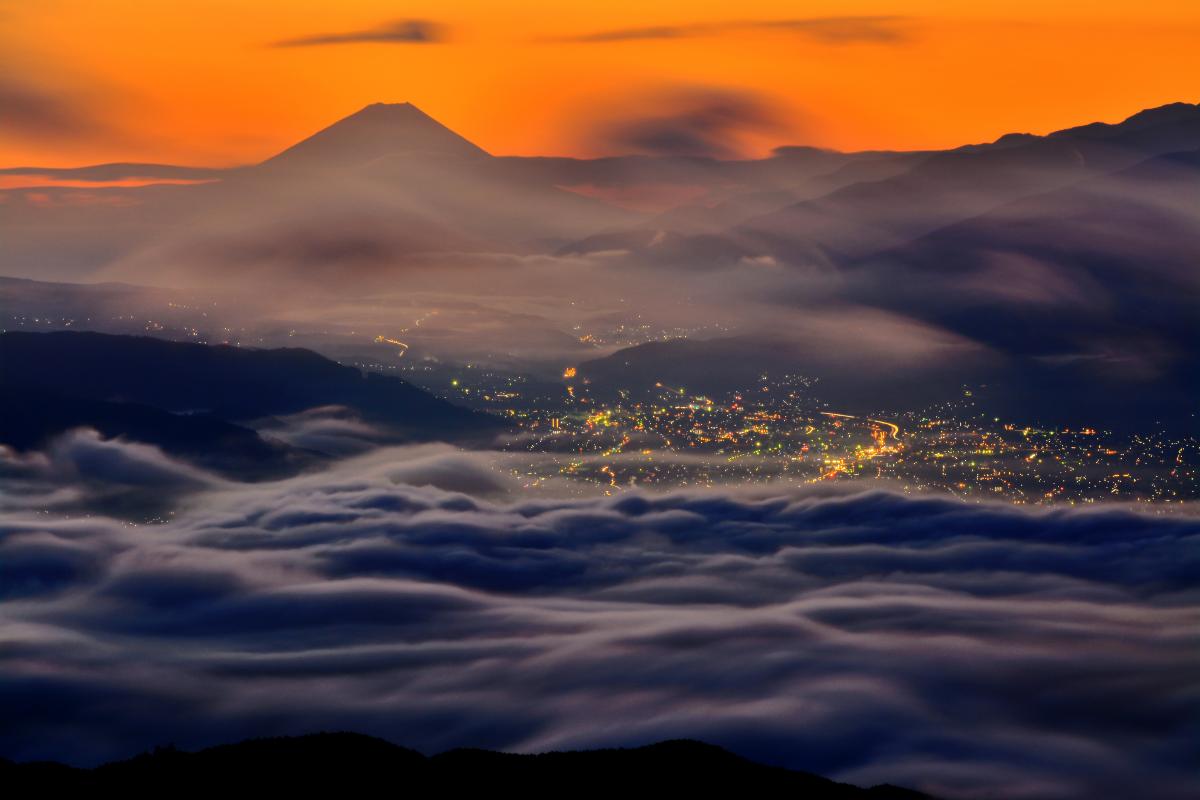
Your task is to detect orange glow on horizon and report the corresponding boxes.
[3,1,1199,167]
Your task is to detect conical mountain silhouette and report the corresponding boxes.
[261,102,489,169]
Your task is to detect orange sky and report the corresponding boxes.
[3,1,1200,167]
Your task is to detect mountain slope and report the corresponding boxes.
[0,103,642,284]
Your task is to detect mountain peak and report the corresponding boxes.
[1051,100,1200,142]
[350,101,423,119]
[1116,101,1200,129]
[261,102,488,170]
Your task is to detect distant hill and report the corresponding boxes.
[0,389,314,479]
[571,334,994,413]
[0,331,503,457]
[572,331,1198,432]
[0,733,934,798]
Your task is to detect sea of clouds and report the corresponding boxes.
[1,433,1198,799]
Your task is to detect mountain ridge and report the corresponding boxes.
[0,732,935,798]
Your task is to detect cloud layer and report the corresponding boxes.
[1,440,1197,799]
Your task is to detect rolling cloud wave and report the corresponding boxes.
[0,439,1197,798]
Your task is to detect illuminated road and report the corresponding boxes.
[820,411,901,442]
[868,418,902,441]
[374,311,440,359]
[374,335,410,357]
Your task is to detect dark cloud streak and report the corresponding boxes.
[0,77,107,143]
[552,17,913,45]
[583,87,790,159]
[269,19,447,49]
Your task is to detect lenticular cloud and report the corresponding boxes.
[0,446,1197,799]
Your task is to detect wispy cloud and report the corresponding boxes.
[551,16,913,45]
[269,19,447,49]
[581,87,791,159]
[0,77,106,142]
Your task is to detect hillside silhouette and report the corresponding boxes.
[0,332,502,467]
[0,733,934,797]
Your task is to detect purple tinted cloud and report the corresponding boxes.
[0,440,1197,798]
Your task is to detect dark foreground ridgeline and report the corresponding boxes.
[0,330,497,434]
[0,331,502,473]
[0,733,933,797]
